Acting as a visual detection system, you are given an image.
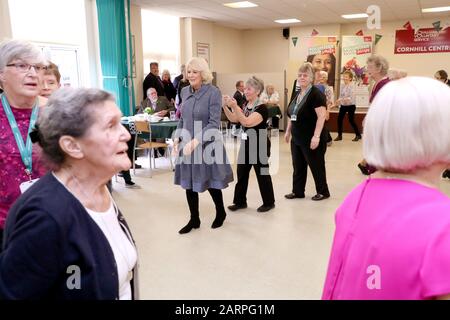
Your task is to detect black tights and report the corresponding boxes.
[185,188,225,220]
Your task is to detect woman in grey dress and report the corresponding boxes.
[174,57,233,234]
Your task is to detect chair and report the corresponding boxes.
[132,121,173,177]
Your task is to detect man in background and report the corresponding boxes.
[143,62,165,99]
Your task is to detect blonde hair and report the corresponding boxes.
[186,57,213,84]
[363,77,450,173]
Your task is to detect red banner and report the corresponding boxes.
[394,27,450,54]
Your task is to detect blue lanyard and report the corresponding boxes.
[291,85,312,115]
[1,94,39,177]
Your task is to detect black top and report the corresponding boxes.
[162,80,176,101]
[239,103,270,163]
[143,73,165,99]
[288,85,327,145]
[0,173,137,300]
[233,90,247,108]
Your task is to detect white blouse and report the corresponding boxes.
[86,203,137,300]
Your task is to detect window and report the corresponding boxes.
[141,9,180,78]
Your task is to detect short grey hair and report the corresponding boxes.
[246,76,264,96]
[367,55,389,76]
[36,88,116,167]
[298,62,315,84]
[0,39,45,85]
[363,77,450,173]
[319,70,328,79]
[186,57,213,84]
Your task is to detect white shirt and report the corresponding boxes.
[339,83,356,106]
[260,91,280,104]
[86,203,137,300]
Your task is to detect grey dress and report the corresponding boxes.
[174,84,234,192]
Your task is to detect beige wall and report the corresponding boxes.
[130,4,144,105]
[0,0,12,41]
[241,28,290,73]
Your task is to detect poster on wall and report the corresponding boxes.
[301,36,338,89]
[197,42,210,66]
[340,35,373,107]
[394,26,450,54]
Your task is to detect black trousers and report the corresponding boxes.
[0,228,4,252]
[233,162,275,206]
[291,140,329,196]
[337,105,361,136]
[120,133,136,183]
[186,188,225,220]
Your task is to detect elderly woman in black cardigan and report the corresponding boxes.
[0,88,139,300]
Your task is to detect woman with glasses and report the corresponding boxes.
[284,62,330,201]
[0,39,48,243]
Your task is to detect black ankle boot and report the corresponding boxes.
[211,211,226,229]
[179,219,200,234]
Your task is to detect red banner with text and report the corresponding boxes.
[394,27,450,54]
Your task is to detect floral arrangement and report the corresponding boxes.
[144,107,154,115]
[342,57,369,85]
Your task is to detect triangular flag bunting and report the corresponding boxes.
[432,21,442,32]
[355,30,364,36]
[292,37,298,47]
[311,29,319,36]
[403,21,413,30]
[374,34,383,45]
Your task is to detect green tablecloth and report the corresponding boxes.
[267,105,282,118]
[149,121,179,139]
[122,120,179,140]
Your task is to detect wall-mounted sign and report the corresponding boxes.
[394,27,450,54]
[197,42,210,66]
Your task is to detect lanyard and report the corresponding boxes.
[1,94,39,178]
[290,85,312,115]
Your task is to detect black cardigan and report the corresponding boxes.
[0,173,138,300]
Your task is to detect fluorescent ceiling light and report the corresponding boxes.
[342,13,369,19]
[422,6,450,13]
[275,18,301,24]
[223,1,258,8]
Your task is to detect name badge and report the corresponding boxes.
[241,132,248,140]
[19,178,39,194]
[291,115,297,122]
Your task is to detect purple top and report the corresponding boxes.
[322,178,450,299]
[0,100,47,229]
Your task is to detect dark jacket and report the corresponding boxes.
[138,96,175,114]
[143,73,165,99]
[233,90,247,108]
[0,173,139,300]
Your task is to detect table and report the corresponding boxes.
[267,105,282,118]
[122,120,179,140]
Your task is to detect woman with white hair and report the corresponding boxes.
[1,88,138,299]
[0,39,48,242]
[323,77,450,300]
[223,76,275,213]
[284,62,330,201]
[174,57,233,234]
[358,54,391,175]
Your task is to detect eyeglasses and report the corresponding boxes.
[6,62,48,73]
